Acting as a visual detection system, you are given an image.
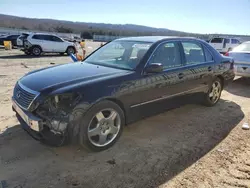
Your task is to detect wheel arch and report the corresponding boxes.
[105,97,127,124]
[32,45,43,51]
[66,45,76,53]
[74,96,128,125]
[217,75,224,88]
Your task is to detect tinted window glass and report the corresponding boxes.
[182,42,205,64]
[32,35,45,40]
[7,35,19,39]
[231,39,240,44]
[210,38,223,43]
[225,39,230,43]
[51,36,63,42]
[203,46,213,62]
[149,42,181,69]
[44,35,54,41]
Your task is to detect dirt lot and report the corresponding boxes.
[0,49,250,188]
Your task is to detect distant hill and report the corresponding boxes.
[0,14,207,38]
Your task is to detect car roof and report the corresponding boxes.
[116,36,197,43]
[31,33,57,36]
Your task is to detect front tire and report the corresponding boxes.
[66,46,76,55]
[203,78,222,107]
[72,100,125,151]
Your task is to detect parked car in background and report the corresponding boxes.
[16,33,30,47]
[22,33,76,56]
[12,36,234,151]
[0,34,20,47]
[225,41,250,77]
[208,37,241,54]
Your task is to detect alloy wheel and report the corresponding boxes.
[87,108,121,147]
[208,81,221,104]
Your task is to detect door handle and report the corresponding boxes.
[178,73,184,79]
[208,66,212,72]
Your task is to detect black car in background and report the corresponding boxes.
[12,36,235,151]
[0,34,20,46]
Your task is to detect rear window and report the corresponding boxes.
[210,38,223,43]
[182,42,205,64]
[233,43,250,52]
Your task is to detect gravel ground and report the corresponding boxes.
[0,49,249,188]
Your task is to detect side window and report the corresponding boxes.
[231,39,240,44]
[182,42,205,64]
[32,35,44,40]
[8,35,18,39]
[225,39,230,44]
[203,46,213,62]
[149,42,181,69]
[210,38,223,43]
[44,35,54,41]
[52,36,63,42]
[32,35,40,40]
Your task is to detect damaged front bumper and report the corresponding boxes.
[12,98,69,145]
[12,98,42,132]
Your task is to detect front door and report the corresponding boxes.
[130,41,187,107]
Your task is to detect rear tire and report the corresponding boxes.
[71,100,125,152]
[203,78,222,107]
[66,46,76,55]
[31,46,42,56]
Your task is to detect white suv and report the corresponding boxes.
[22,33,76,56]
[208,37,241,54]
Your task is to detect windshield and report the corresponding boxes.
[233,42,250,52]
[84,40,153,70]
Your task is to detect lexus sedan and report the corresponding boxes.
[12,36,234,151]
[225,41,250,77]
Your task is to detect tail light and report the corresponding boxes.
[230,61,234,70]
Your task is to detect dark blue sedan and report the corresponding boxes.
[12,36,235,151]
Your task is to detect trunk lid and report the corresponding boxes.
[229,51,250,65]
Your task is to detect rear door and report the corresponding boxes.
[180,41,214,93]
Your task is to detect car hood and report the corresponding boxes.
[19,62,131,92]
[65,41,74,45]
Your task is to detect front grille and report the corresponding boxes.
[13,82,38,110]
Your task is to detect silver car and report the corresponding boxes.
[226,41,250,77]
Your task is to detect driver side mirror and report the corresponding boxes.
[144,63,164,74]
